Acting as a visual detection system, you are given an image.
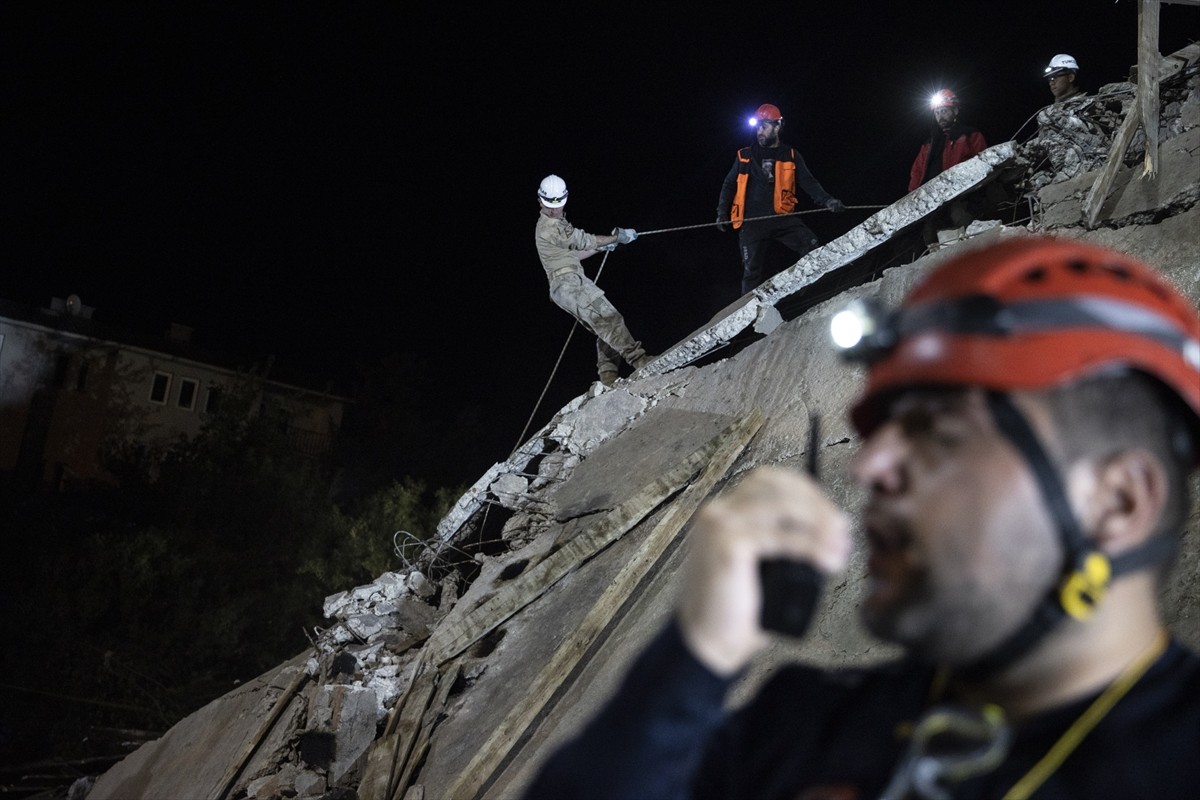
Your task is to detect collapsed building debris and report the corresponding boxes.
[84,45,1199,800]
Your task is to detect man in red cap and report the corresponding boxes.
[526,234,1200,799]
[908,89,988,193]
[715,102,846,295]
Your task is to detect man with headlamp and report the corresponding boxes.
[526,234,1200,799]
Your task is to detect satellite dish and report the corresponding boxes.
[66,294,82,316]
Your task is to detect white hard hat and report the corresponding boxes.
[538,174,569,208]
[1044,53,1079,76]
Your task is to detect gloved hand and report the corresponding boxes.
[598,242,618,252]
[613,227,638,245]
[824,197,846,213]
[715,212,730,233]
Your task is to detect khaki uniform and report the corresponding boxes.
[535,212,647,379]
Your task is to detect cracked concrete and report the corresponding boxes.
[86,55,1199,800]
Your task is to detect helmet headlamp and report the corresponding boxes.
[830,298,897,363]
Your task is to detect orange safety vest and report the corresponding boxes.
[731,146,798,229]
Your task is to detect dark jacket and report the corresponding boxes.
[908,123,989,192]
[718,143,834,229]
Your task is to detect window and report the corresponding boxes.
[149,372,172,404]
[76,361,89,391]
[204,385,222,415]
[177,378,198,410]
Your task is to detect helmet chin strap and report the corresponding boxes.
[952,392,1173,682]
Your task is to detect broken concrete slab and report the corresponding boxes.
[549,408,736,520]
[306,683,379,785]
[1042,125,1199,228]
[84,65,1200,800]
[633,141,1016,378]
[87,656,311,800]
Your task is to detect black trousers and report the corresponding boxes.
[738,216,820,294]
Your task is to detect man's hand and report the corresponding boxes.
[677,466,851,676]
[715,211,730,233]
[613,227,638,244]
[825,197,847,213]
[598,242,618,252]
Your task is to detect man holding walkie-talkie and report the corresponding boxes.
[525,235,1200,799]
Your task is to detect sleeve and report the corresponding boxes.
[522,620,735,800]
[545,218,600,252]
[967,130,988,158]
[908,144,928,193]
[792,149,834,206]
[716,156,740,215]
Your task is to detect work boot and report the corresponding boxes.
[598,369,619,387]
[633,353,658,370]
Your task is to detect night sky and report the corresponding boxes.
[6,2,1197,473]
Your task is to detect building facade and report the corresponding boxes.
[0,296,349,491]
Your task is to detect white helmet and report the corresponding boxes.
[1044,53,1079,77]
[538,174,568,208]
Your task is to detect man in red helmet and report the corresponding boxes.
[908,89,989,193]
[715,102,846,295]
[525,235,1200,799]
[909,89,992,249]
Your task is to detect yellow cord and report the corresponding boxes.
[1002,629,1169,799]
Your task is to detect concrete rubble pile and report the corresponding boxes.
[84,47,1198,800]
[1019,46,1200,196]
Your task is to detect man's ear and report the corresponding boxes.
[1087,449,1168,555]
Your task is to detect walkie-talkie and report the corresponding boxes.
[758,413,825,637]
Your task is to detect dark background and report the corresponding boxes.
[5,1,1197,484]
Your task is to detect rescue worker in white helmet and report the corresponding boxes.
[1044,53,1084,103]
[526,234,1200,799]
[715,102,846,296]
[534,174,656,387]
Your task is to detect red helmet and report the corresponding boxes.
[753,103,783,122]
[850,235,1200,450]
[930,89,958,109]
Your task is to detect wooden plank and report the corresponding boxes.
[443,409,766,800]
[1081,21,1200,228]
[384,666,439,800]
[393,660,463,796]
[359,731,405,800]
[1082,101,1144,229]
[420,422,740,665]
[213,664,309,800]
[357,662,438,800]
[1138,0,1162,178]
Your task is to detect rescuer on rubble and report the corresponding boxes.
[908,89,988,193]
[534,174,655,387]
[715,103,846,296]
[1044,53,1085,104]
[525,234,1200,799]
[909,88,991,247]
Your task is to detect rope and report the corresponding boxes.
[510,203,887,456]
[510,249,613,455]
[636,204,887,236]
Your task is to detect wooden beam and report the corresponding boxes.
[420,418,749,666]
[1138,0,1162,178]
[393,660,463,797]
[443,409,766,800]
[1083,41,1199,228]
[358,661,439,800]
[213,664,310,800]
[1082,103,1145,229]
